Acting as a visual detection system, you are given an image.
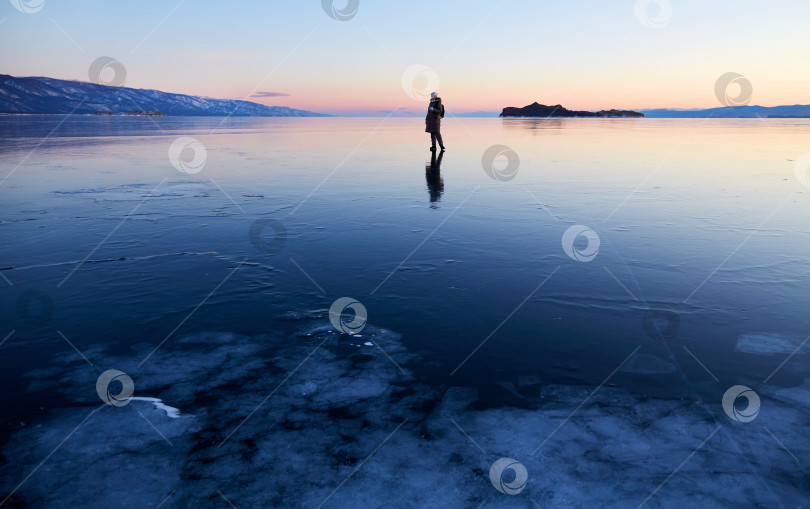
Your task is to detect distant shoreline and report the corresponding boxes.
[1,113,808,119]
[1,74,329,117]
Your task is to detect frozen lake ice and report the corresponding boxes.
[1,116,809,507]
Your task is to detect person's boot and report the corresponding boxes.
[430,146,436,151]
[440,145,446,151]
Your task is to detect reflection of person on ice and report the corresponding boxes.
[425,91,445,152]
[425,149,444,206]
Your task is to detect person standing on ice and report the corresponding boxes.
[425,91,445,152]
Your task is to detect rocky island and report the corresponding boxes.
[501,102,643,118]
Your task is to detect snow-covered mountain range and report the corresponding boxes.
[640,104,810,118]
[0,74,327,116]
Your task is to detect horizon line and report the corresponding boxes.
[5,73,808,116]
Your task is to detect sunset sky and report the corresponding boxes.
[2,0,808,115]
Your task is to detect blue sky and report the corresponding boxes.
[2,0,808,114]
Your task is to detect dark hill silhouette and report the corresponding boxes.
[501,102,643,118]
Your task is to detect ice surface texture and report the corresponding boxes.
[2,315,808,508]
[735,332,805,356]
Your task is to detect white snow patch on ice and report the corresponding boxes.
[735,332,804,355]
[129,397,182,418]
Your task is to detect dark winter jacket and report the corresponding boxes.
[425,97,443,133]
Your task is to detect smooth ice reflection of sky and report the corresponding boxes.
[1,117,809,507]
